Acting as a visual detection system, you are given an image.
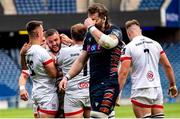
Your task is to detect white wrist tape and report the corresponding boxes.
[98,34,119,49]
[65,73,71,80]
[19,85,25,91]
[89,26,97,34]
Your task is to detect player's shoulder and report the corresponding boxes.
[31,45,45,50]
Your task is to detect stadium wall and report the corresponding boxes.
[0,10,161,31]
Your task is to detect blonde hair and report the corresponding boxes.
[125,19,140,29]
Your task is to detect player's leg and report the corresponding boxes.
[33,103,40,118]
[151,87,164,118]
[108,110,115,119]
[82,97,91,118]
[39,112,56,118]
[90,84,119,118]
[83,107,91,118]
[38,93,59,118]
[131,100,151,118]
[55,79,65,118]
[64,95,84,118]
[131,88,153,118]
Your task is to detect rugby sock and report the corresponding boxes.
[151,113,164,118]
[90,111,108,118]
[108,110,115,119]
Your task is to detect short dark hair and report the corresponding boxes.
[26,20,43,38]
[88,3,108,19]
[71,23,87,41]
[125,19,140,29]
[44,29,58,38]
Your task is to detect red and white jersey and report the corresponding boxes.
[120,36,165,89]
[25,45,56,97]
[56,44,90,98]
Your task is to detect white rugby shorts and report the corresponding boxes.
[130,87,163,108]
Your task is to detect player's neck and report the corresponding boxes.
[73,40,83,45]
[30,38,41,45]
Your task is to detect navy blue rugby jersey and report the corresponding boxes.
[83,25,124,84]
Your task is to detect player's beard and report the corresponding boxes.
[95,22,105,32]
[50,44,60,53]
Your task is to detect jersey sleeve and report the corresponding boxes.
[110,27,123,42]
[38,47,53,65]
[120,45,132,62]
[22,69,30,76]
[156,42,165,55]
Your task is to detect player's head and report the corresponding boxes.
[40,32,47,48]
[87,3,110,31]
[71,23,87,42]
[125,19,142,40]
[44,29,61,53]
[26,20,44,41]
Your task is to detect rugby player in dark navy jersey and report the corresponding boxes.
[59,3,125,118]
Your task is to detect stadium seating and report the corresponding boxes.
[14,0,76,14]
[138,0,163,10]
[48,0,76,13]
[14,0,47,14]
[0,49,21,99]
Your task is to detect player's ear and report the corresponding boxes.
[104,16,106,21]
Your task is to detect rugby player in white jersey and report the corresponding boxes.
[118,19,178,118]
[19,27,73,118]
[57,23,91,118]
[20,20,59,118]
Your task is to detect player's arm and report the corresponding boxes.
[118,60,131,91]
[19,70,29,101]
[84,18,119,49]
[43,59,58,78]
[59,50,89,90]
[160,52,178,97]
[20,43,31,70]
[60,33,74,46]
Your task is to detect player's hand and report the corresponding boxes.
[168,85,178,98]
[20,89,29,101]
[59,77,68,91]
[60,34,74,46]
[84,18,95,29]
[20,42,31,56]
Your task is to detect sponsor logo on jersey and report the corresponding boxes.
[78,82,89,89]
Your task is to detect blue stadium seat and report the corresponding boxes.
[0,84,16,100]
[14,0,77,14]
[138,0,163,10]
[0,49,21,99]
[14,0,47,14]
[48,0,76,13]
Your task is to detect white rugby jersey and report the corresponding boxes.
[56,44,90,98]
[120,36,165,89]
[25,45,57,97]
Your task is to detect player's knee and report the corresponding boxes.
[90,111,108,118]
[151,113,165,118]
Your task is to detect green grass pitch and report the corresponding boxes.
[0,103,180,118]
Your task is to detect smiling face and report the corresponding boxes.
[46,32,61,53]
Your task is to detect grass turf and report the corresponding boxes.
[0,103,180,118]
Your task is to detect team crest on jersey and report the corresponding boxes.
[146,71,154,81]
